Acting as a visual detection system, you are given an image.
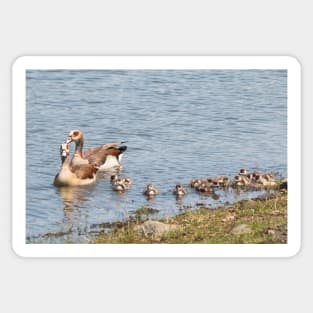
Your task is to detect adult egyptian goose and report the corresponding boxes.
[143,183,159,196]
[53,143,98,187]
[66,129,127,170]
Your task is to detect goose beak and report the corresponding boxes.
[66,136,72,144]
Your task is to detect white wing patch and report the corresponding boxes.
[99,155,121,170]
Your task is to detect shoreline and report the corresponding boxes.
[93,189,287,244]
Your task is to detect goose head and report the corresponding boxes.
[239,168,248,175]
[232,175,244,187]
[60,143,70,161]
[66,129,83,144]
[222,176,230,185]
[146,183,154,190]
[193,180,202,188]
[112,178,126,192]
[197,182,213,193]
[110,175,119,184]
[189,178,201,188]
[253,173,262,181]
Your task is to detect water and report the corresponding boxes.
[26,70,287,243]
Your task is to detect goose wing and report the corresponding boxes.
[83,142,126,159]
[71,164,98,179]
[86,146,127,167]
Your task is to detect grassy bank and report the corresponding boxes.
[93,191,287,244]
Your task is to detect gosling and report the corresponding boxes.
[143,183,159,196]
[173,184,188,196]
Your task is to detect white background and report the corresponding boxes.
[1,1,311,312]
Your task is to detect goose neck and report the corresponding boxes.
[75,135,84,157]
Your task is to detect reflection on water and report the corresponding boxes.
[26,69,287,243]
[57,185,95,213]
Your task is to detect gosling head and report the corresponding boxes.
[110,175,118,183]
[239,168,248,175]
[174,184,188,195]
[145,183,158,195]
[147,183,154,190]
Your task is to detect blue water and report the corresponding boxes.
[26,70,287,243]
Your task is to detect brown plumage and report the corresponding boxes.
[143,183,159,196]
[111,178,127,192]
[232,169,276,188]
[54,143,98,187]
[70,165,97,180]
[111,175,133,190]
[253,172,276,187]
[213,176,230,187]
[189,178,202,188]
[232,174,250,187]
[173,184,188,196]
[66,129,127,170]
[197,182,213,193]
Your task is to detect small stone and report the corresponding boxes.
[212,193,220,200]
[267,229,276,235]
[230,224,252,234]
[279,179,287,190]
[196,202,206,206]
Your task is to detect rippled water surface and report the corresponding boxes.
[26,70,287,243]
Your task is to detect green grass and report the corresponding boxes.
[93,191,287,244]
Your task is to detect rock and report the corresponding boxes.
[266,229,276,235]
[231,224,252,234]
[134,220,179,238]
[212,193,220,200]
[279,179,287,190]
